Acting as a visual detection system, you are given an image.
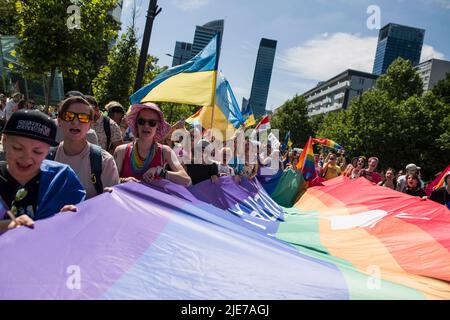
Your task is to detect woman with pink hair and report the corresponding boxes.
[113,102,191,186]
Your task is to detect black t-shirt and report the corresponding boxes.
[185,163,218,185]
[405,188,427,198]
[0,162,40,220]
[429,187,450,209]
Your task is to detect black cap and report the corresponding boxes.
[2,109,58,146]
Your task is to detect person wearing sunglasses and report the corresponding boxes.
[0,109,85,230]
[114,102,191,186]
[55,91,98,145]
[50,96,119,199]
[321,153,342,180]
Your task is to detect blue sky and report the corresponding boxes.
[120,0,450,110]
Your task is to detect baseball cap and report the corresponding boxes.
[2,109,58,146]
[406,163,421,171]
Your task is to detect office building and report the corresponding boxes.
[373,23,425,75]
[249,38,277,117]
[171,41,192,67]
[191,20,224,58]
[415,58,450,91]
[303,69,378,117]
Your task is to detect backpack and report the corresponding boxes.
[103,116,111,151]
[47,144,104,195]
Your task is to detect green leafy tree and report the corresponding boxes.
[92,26,138,108]
[432,72,450,105]
[92,23,168,110]
[160,103,198,125]
[15,0,120,108]
[376,57,423,101]
[0,0,18,35]
[270,95,311,147]
[315,58,449,177]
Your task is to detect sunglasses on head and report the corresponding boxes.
[137,118,158,127]
[61,111,91,123]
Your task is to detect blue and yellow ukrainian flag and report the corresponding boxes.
[281,131,293,151]
[186,72,246,137]
[242,103,256,127]
[130,35,219,106]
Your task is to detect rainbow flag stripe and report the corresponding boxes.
[312,138,344,150]
[1,176,449,299]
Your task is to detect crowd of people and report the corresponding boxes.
[0,90,449,234]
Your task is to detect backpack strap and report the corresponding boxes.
[89,144,103,195]
[46,146,58,161]
[103,116,111,151]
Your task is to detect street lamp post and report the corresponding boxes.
[134,0,162,93]
[165,53,184,67]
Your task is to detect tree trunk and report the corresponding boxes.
[44,67,56,114]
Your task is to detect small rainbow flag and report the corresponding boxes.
[296,137,317,181]
[425,164,450,196]
[312,138,344,151]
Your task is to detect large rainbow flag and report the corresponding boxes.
[1,176,449,299]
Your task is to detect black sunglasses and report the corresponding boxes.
[137,118,158,127]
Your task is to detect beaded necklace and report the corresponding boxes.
[130,141,156,175]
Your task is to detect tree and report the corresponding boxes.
[315,58,449,178]
[92,26,138,108]
[92,25,168,110]
[376,57,423,102]
[432,72,450,105]
[15,0,120,108]
[270,95,311,147]
[160,103,198,124]
[0,0,18,35]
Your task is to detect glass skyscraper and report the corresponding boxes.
[191,20,224,58]
[171,41,192,67]
[373,23,425,75]
[249,38,277,117]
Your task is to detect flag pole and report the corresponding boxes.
[209,33,221,130]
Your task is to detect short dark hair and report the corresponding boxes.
[58,96,94,120]
[64,90,85,99]
[84,95,98,109]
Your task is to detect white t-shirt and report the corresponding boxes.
[217,163,235,176]
[54,142,119,199]
[4,99,18,121]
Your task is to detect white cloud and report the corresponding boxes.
[171,0,209,11]
[279,33,378,81]
[420,45,445,62]
[278,32,446,81]
[421,0,450,9]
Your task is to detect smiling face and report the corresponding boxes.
[60,102,92,142]
[357,157,365,168]
[386,169,394,180]
[407,174,419,189]
[368,158,378,169]
[3,135,50,184]
[329,154,337,164]
[136,109,159,141]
